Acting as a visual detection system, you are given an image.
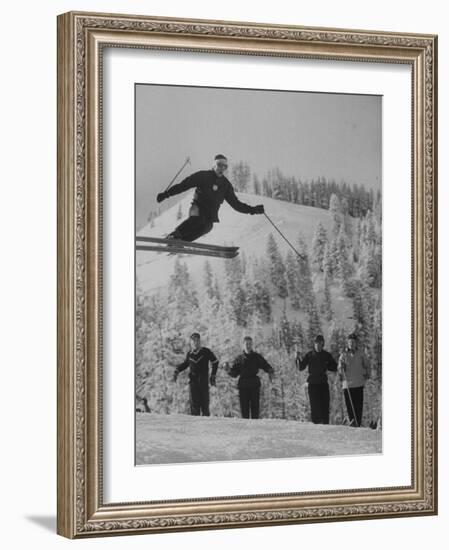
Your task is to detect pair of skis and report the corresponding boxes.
[136,236,239,259]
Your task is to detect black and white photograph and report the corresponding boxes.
[135,83,382,465]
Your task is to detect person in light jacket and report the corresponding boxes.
[338,333,370,427]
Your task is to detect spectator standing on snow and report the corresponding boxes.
[226,336,274,419]
[173,333,219,416]
[295,334,338,424]
[338,333,370,427]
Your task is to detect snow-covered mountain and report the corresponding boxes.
[137,192,335,293]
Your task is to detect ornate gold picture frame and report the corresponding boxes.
[57,11,437,538]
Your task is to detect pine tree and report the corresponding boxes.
[306,300,322,346]
[341,196,352,237]
[266,233,288,299]
[176,203,183,220]
[321,274,333,321]
[253,174,261,195]
[231,161,251,192]
[323,242,334,282]
[323,233,341,282]
[286,250,301,310]
[224,256,248,326]
[270,167,286,201]
[359,241,381,288]
[225,254,245,289]
[212,277,221,304]
[203,260,214,299]
[279,315,294,353]
[250,280,272,323]
[291,320,306,353]
[262,177,272,197]
[329,193,343,232]
[311,222,328,272]
[335,226,353,296]
[352,217,362,263]
[296,234,314,311]
[350,281,372,343]
[168,258,199,316]
[358,211,382,288]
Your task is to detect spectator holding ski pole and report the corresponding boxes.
[172,333,219,416]
[295,334,337,424]
[338,333,370,427]
[225,336,274,419]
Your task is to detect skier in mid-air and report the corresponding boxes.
[156,154,265,242]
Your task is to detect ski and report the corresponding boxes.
[136,244,238,259]
[136,235,239,254]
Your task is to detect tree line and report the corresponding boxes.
[232,161,381,219]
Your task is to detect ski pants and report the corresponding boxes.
[343,386,364,427]
[239,386,260,419]
[189,382,210,416]
[171,206,214,242]
[308,382,330,424]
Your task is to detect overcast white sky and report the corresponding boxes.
[136,84,381,228]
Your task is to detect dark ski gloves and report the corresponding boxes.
[210,374,216,386]
[251,204,264,215]
[157,191,170,203]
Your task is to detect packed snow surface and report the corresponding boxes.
[136,413,382,465]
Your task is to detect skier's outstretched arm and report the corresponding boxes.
[224,184,264,215]
[157,173,199,203]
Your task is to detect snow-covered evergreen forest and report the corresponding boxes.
[136,165,382,429]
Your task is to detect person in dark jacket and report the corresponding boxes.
[173,333,219,416]
[226,336,274,419]
[156,154,265,242]
[296,334,337,424]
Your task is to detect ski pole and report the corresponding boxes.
[342,369,359,427]
[164,156,191,193]
[263,213,305,261]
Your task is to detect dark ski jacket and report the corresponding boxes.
[229,351,274,389]
[175,347,219,385]
[296,350,337,385]
[166,169,254,222]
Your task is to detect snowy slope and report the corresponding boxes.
[137,193,335,293]
[136,413,382,465]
